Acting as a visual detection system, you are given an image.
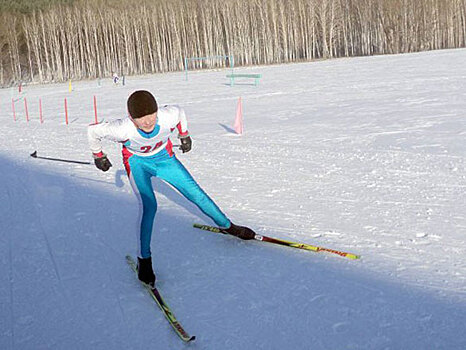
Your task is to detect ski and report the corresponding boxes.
[125,255,195,342]
[193,223,360,260]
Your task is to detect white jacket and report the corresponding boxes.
[88,105,188,157]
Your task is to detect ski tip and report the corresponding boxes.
[187,335,196,342]
[346,253,361,260]
[30,151,37,158]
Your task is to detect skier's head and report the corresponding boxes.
[127,90,158,119]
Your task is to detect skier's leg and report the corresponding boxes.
[127,158,157,259]
[157,156,231,228]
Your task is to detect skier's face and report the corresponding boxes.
[132,112,157,132]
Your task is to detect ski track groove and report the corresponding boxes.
[21,168,72,307]
[34,193,65,284]
[6,188,16,350]
[25,160,133,346]
[96,226,132,345]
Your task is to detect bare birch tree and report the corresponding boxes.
[0,0,465,85]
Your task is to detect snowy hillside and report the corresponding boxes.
[1,49,465,349]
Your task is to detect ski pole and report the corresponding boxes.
[30,151,92,165]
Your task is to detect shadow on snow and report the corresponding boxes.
[0,155,465,350]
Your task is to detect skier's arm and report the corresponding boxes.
[175,107,189,138]
[87,119,128,171]
[174,107,191,153]
[87,119,128,155]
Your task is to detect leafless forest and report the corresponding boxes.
[0,0,465,86]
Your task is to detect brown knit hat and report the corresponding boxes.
[127,90,158,118]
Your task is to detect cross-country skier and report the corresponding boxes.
[88,90,255,286]
[112,72,119,85]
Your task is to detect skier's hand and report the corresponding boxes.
[93,152,112,172]
[179,135,192,153]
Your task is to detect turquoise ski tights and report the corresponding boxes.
[126,151,230,258]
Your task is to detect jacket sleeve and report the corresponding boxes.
[87,119,129,155]
[174,106,189,137]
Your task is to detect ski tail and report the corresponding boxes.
[125,255,195,342]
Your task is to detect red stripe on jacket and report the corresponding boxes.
[122,146,133,176]
[177,123,189,137]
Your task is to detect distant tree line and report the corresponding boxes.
[0,0,465,86]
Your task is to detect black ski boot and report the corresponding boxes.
[222,223,256,240]
[137,256,156,287]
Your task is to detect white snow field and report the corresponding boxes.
[0,48,465,350]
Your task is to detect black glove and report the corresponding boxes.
[94,153,112,172]
[179,136,192,153]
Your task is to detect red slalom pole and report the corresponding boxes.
[39,99,43,123]
[93,95,98,123]
[64,98,69,125]
[12,98,16,121]
[24,98,29,122]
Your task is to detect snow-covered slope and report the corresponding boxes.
[1,49,465,349]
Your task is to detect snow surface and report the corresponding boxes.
[1,49,465,349]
